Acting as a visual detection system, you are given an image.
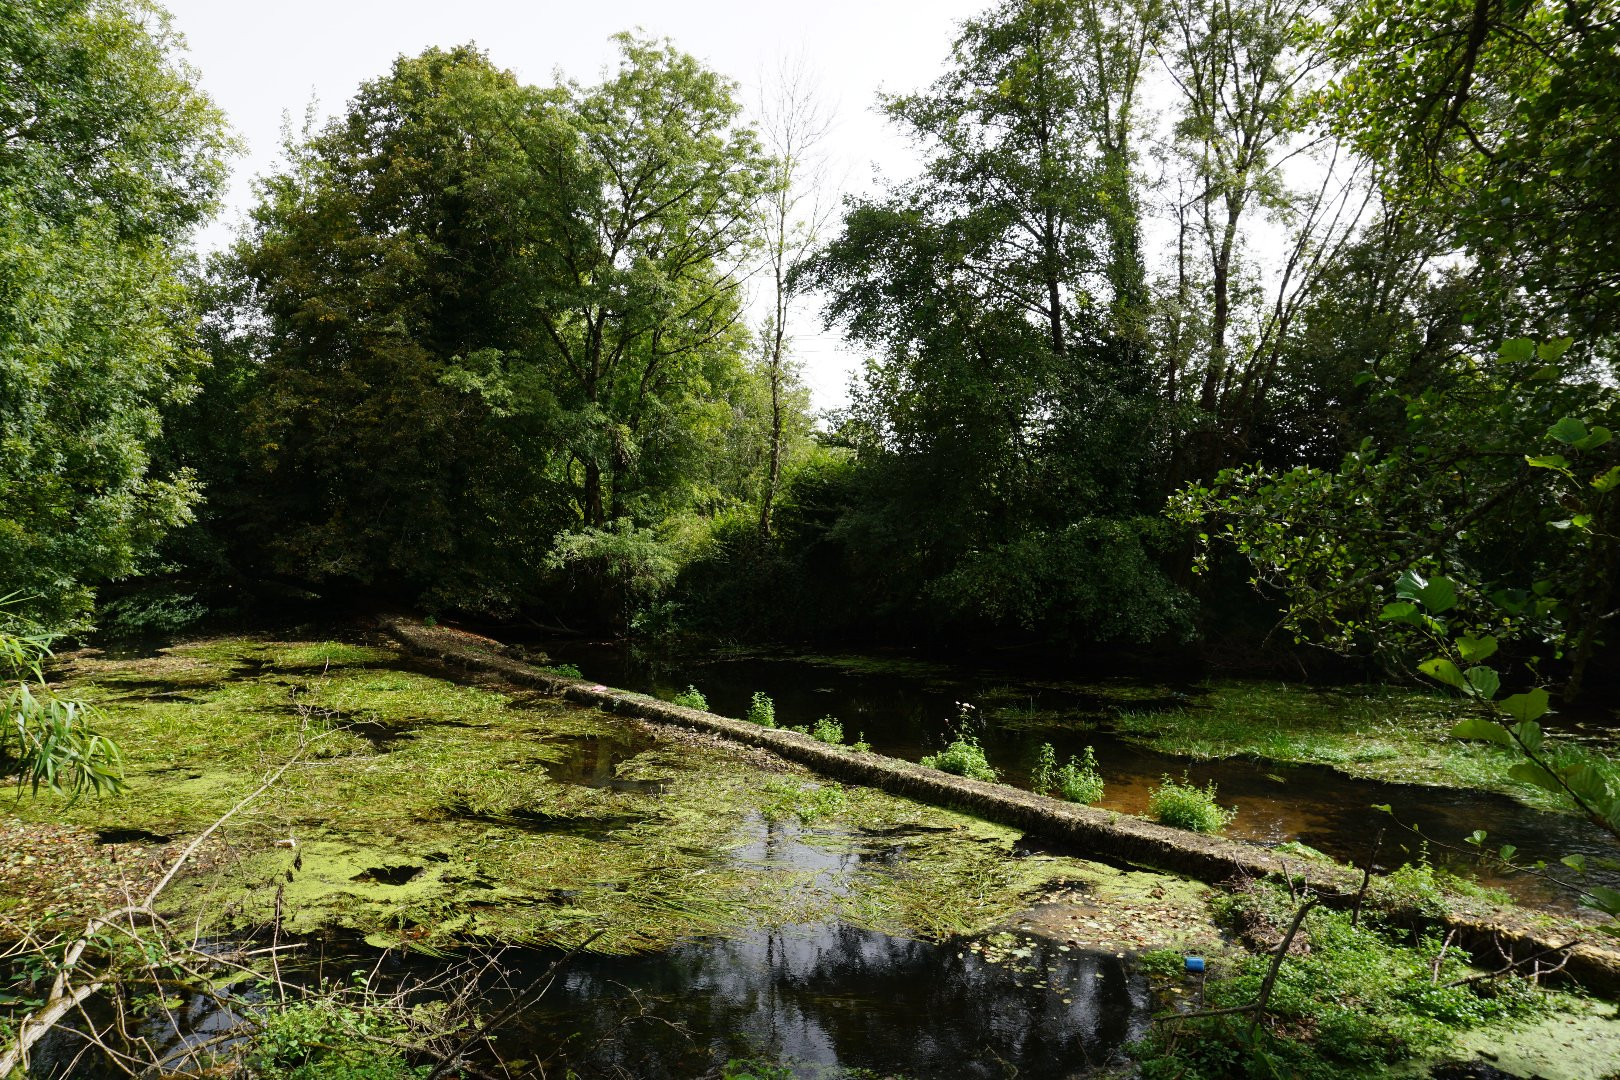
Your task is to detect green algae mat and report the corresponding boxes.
[1,633,1222,956]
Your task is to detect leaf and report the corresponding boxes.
[1420,657,1466,691]
[1498,338,1536,363]
[1417,576,1458,614]
[1491,588,1530,615]
[1371,804,1392,814]
[1575,426,1612,451]
[1456,634,1498,663]
[1537,337,1573,361]
[1558,763,1610,804]
[1509,720,1544,754]
[1562,854,1588,874]
[1448,717,1513,746]
[1395,569,1429,602]
[1501,688,1550,724]
[1592,466,1620,493]
[1498,844,1517,863]
[1466,829,1487,847]
[1353,371,1374,387]
[1526,453,1572,471]
[1508,761,1562,793]
[1379,601,1424,626]
[1549,417,1589,444]
[1580,886,1620,918]
[1464,665,1501,700]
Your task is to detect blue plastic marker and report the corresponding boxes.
[1184,956,1205,974]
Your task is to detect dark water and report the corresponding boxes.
[28,815,1148,1080]
[529,638,1620,913]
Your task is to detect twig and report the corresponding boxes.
[1351,827,1385,930]
[1443,939,1583,988]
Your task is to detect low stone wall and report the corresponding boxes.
[382,617,1620,993]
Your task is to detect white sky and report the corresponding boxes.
[161,0,992,412]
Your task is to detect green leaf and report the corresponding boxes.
[1508,761,1562,793]
[1419,577,1457,614]
[1379,601,1424,626]
[1457,634,1498,663]
[1562,854,1588,874]
[1371,803,1392,814]
[1465,665,1501,700]
[1449,716,1513,746]
[1510,720,1544,754]
[1491,588,1530,615]
[1526,453,1572,471]
[1592,466,1620,493]
[1353,371,1374,387]
[1420,657,1466,691]
[1558,763,1610,804]
[1537,337,1573,361]
[1575,426,1612,451]
[1548,417,1589,444]
[1466,829,1487,847]
[1499,844,1517,863]
[1501,689,1550,724]
[1498,338,1536,363]
[1580,885,1620,918]
[1395,569,1428,603]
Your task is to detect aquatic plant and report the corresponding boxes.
[1148,775,1235,832]
[1030,743,1105,804]
[672,685,708,710]
[921,732,997,782]
[810,716,844,744]
[747,691,777,727]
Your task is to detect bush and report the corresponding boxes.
[672,685,708,710]
[851,731,872,753]
[921,733,997,782]
[540,662,582,679]
[746,691,776,727]
[810,715,844,744]
[1031,743,1105,804]
[1148,775,1235,832]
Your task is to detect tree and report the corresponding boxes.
[1328,0,1620,336]
[218,38,770,617]
[806,0,1190,646]
[0,0,231,633]
[755,57,834,539]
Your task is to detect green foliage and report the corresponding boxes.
[850,732,872,754]
[921,733,998,783]
[97,588,209,637]
[213,37,770,622]
[241,999,427,1080]
[0,625,123,799]
[746,691,776,727]
[759,779,846,825]
[0,0,231,633]
[810,715,844,745]
[538,663,582,679]
[1030,742,1106,804]
[671,685,709,711]
[1147,775,1234,833]
[1140,888,1548,1078]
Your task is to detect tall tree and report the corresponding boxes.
[0,0,230,633]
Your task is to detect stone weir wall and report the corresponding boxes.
[383,617,1620,994]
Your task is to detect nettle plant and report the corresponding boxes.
[1389,569,1620,921]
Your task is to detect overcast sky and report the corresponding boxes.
[161,0,992,411]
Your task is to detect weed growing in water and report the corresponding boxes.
[811,716,844,745]
[921,734,997,782]
[746,691,776,727]
[1030,743,1104,804]
[760,779,846,824]
[672,685,708,710]
[1148,775,1235,832]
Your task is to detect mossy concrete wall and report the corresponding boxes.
[383,617,1620,994]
